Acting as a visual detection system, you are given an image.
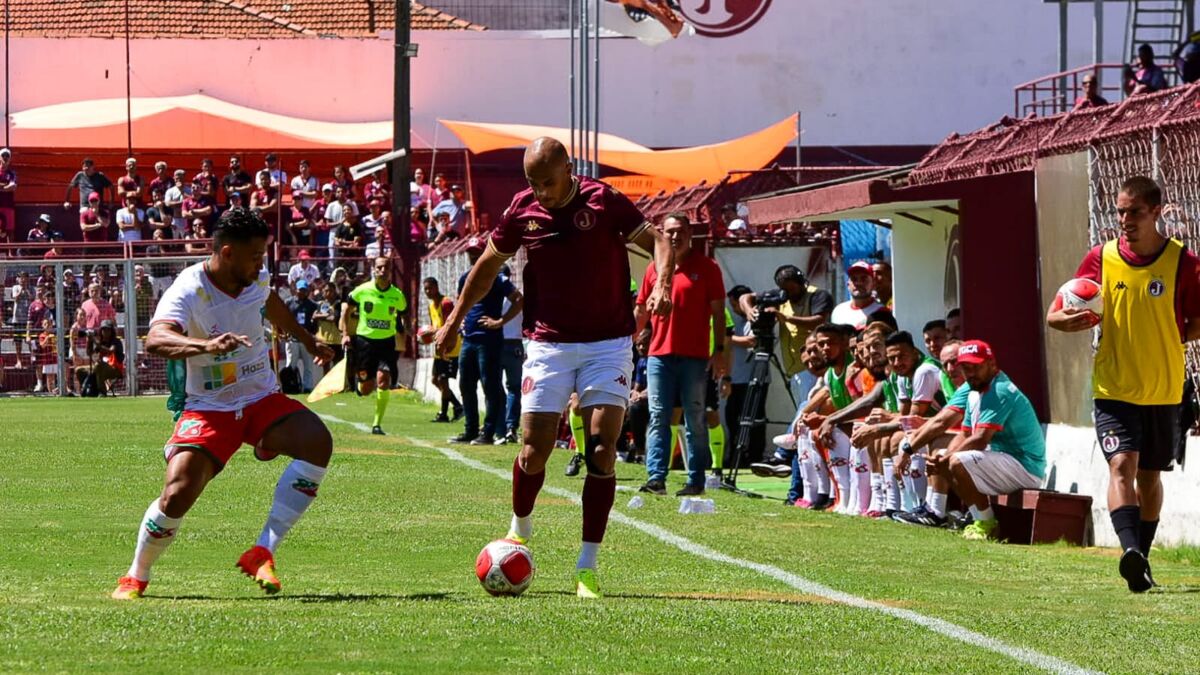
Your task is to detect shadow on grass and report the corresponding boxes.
[526,589,832,606]
[155,592,455,603]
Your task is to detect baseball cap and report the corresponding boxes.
[87,191,100,201]
[322,183,334,192]
[957,340,995,365]
[38,214,52,224]
[64,268,74,275]
[465,236,486,252]
[100,319,116,330]
[296,279,309,290]
[298,250,311,260]
[451,184,464,191]
[848,261,875,276]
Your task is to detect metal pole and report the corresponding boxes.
[592,0,600,178]
[123,257,137,396]
[576,0,585,176]
[569,0,576,165]
[1094,0,1104,87]
[4,0,9,149]
[393,0,414,353]
[1059,0,1069,114]
[124,0,133,156]
[54,261,65,397]
[795,111,802,184]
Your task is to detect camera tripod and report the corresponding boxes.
[721,333,798,496]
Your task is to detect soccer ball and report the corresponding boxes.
[475,539,535,596]
[1057,278,1103,318]
[417,325,436,345]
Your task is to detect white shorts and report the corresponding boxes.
[521,336,633,414]
[956,450,1042,496]
[41,364,56,375]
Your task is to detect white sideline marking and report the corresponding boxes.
[320,414,1099,675]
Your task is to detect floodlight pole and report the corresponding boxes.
[4,0,9,148]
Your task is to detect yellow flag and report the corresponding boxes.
[307,358,348,403]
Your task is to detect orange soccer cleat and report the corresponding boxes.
[111,575,149,600]
[236,545,281,595]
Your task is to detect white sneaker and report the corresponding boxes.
[772,433,797,450]
[33,382,44,393]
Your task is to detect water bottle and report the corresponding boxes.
[627,495,645,509]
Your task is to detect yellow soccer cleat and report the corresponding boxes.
[236,545,281,595]
[962,518,999,541]
[111,575,148,600]
[504,531,528,547]
[575,568,602,599]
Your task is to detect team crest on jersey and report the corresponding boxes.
[1102,433,1120,453]
[574,208,596,231]
[1149,279,1165,297]
[177,418,203,438]
[521,376,536,395]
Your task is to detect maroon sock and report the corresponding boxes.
[512,457,545,518]
[581,474,617,544]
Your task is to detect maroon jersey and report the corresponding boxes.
[490,176,649,343]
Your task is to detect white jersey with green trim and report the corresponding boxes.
[150,262,276,412]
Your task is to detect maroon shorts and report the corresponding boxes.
[164,392,306,469]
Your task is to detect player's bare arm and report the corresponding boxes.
[821,383,886,444]
[436,246,506,353]
[339,303,356,348]
[708,299,729,379]
[894,406,964,476]
[145,321,251,360]
[478,288,524,331]
[1047,291,1097,332]
[631,226,674,317]
[265,291,333,367]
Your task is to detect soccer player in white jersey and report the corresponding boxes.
[111,208,335,600]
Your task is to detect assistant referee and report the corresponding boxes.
[341,256,407,435]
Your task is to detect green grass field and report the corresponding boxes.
[2,394,1199,673]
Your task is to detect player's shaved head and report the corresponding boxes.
[524,137,574,209]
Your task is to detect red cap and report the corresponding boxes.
[957,340,995,365]
[298,250,311,260]
[87,191,100,201]
[465,236,486,252]
[848,260,874,276]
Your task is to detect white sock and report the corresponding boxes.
[882,458,901,512]
[127,499,182,581]
[256,460,327,553]
[851,446,871,514]
[829,431,852,512]
[577,541,600,570]
[798,440,818,502]
[969,505,996,522]
[511,514,533,540]
[812,445,831,496]
[911,454,928,507]
[928,492,949,518]
[868,473,884,512]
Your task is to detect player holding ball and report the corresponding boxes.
[1047,176,1200,592]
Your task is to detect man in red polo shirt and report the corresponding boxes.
[435,137,673,599]
[635,213,728,496]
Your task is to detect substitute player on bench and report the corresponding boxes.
[436,137,673,598]
[112,208,334,600]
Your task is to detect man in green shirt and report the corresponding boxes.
[340,256,407,435]
[896,340,1045,540]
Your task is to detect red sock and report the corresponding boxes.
[512,457,545,518]
[581,474,617,544]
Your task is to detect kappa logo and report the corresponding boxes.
[525,220,542,232]
[680,0,773,38]
[521,376,536,395]
[573,208,597,231]
[1102,433,1120,453]
[1149,279,1165,297]
[615,374,629,387]
[1115,281,1128,291]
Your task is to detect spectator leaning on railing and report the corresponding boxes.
[1125,43,1169,96]
[1073,73,1109,111]
[65,158,113,212]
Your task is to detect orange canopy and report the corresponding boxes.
[439,114,798,185]
[9,94,415,150]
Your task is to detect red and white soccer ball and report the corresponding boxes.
[1057,278,1103,319]
[417,325,436,345]
[475,539,535,596]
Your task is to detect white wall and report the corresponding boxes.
[3,1,1133,150]
[891,209,958,336]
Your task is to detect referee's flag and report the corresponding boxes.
[307,358,348,403]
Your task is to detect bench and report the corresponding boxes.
[991,489,1093,546]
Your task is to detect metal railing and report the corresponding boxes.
[1013,63,1135,117]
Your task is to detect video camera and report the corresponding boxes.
[751,288,788,336]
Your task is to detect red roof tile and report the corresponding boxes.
[7,0,486,39]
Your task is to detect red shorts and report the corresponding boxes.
[164,392,306,469]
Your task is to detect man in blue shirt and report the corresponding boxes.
[451,237,523,446]
[432,185,469,236]
[894,340,1045,540]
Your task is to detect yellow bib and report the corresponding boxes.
[428,298,461,358]
[1094,238,1185,404]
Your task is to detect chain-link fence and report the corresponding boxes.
[415,244,527,358]
[2,253,208,397]
[432,1,570,30]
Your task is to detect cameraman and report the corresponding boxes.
[738,264,834,405]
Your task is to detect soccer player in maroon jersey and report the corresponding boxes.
[436,137,673,598]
